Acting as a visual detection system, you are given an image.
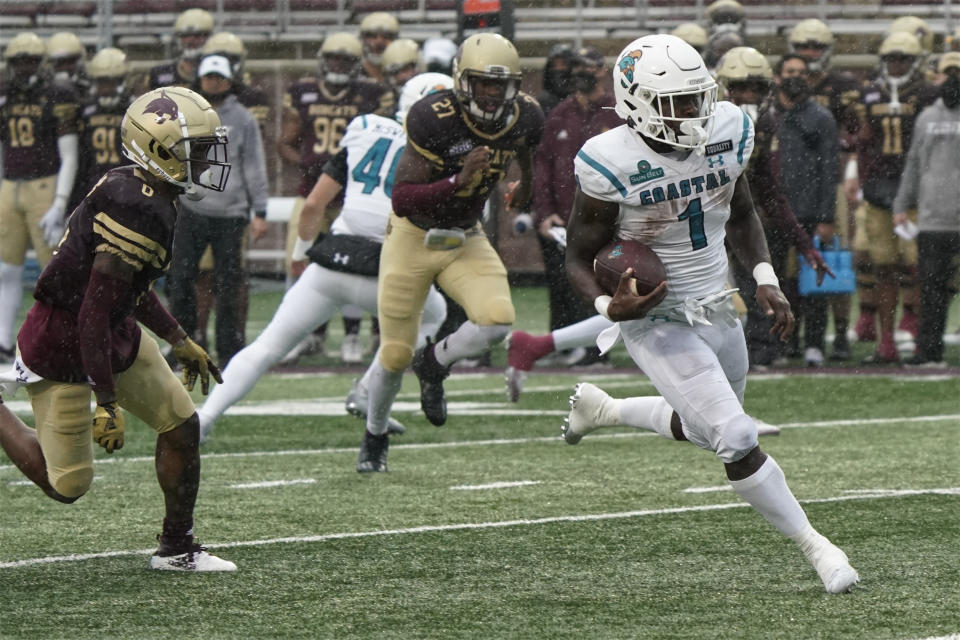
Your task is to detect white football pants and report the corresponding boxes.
[199,263,446,426]
[619,316,755,463]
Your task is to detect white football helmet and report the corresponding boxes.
[397,72,454,124]
[612,34,717,151]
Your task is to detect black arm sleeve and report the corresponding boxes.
[322,148,349,187]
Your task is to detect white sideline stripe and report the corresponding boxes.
[1,487,957,569]
[911,636,960,640]
[230,478,317,489]
[683,486,733,494]
[0,413,957,473]
[450,480,541,491]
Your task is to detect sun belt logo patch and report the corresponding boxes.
[143,90,179,125]
[629,160,665,185]
[617,50,643,87]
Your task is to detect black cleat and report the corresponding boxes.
[357,430,389,473]
[411,338,449,426]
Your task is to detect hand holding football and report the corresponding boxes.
[593,239,666,296]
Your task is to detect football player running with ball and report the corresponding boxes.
[561,35,858,594]
[0,87,236,572]
[368,33,544,448]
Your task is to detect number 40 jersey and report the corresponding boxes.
[327,112,406,242]
[574,101,754,310]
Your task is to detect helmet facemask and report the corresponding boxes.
[123,111,230,200]
[456,69,521,124]
[617,80,717,151]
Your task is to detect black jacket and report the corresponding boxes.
[771,97,839,225]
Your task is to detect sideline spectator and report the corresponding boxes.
[167,55,269,367]
[891,53,960,368]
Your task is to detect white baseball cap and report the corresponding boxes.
[198,54,232,79]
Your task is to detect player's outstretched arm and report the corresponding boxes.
[726,174,794,341]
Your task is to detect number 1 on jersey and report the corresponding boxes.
[678,198,707,250]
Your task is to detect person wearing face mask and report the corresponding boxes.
[787,19,859,361]
[521,46,613,371]
[770,54,839,367]
[538,42,575,117]
[890,53,960,367]
[166,55,269,368]
[146,8,214,91]
[716,47,830,370]
[848,33,938,365]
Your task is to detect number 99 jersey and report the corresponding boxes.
[403,88,543,228]
[574,101,754,309]
[75,94,133,200]
[328,112,406,241]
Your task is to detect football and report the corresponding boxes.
[593,239,666,296]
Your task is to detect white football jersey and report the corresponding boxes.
[574,101,754,310]
[330,113,406,241]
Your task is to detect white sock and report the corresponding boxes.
[434,322,509,367]
[619,395,677,439]
[0,263,25,350]
[366,358,402,436]
[728,455,811,537]
[552,315,615,351]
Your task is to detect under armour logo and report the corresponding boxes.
[708,155,725,169]
[333,253,349,265]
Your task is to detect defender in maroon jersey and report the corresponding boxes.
[356,34,544,472]
[0,87,236,572]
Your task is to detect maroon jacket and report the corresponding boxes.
[532,93,614,226]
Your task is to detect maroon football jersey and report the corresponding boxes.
[402,89,544,228]
[75,95,132,198]
[284,77,394,196]
[853,78,939,210]
[0,80,79,179]
[18,166,177,383]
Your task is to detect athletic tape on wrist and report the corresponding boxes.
[594,295,612,320]
[292,237,312,262]
[753,262,779,288]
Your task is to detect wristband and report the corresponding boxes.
[254,209,267,220]
[844,158,858,182]
[291,236,312,262]
[753,262,779,288]
[594,295,612,320]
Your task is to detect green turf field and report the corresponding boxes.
[1,285,958,639]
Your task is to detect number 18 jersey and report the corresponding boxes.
[574,101,754,309]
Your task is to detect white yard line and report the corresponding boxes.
[450,480,541,491]
[683,486,734,494]
[230,478,317,489]
[1,486,957,569]
[1,413,957,473]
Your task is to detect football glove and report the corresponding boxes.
[92,401,125,454]
[38,200,66,247]
[172,337,223,395]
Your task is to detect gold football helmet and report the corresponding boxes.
[788,18,834,72]
[382,38,420,87]
[121,87,230,200]
[89,47,129,108]
[46,32,85,72]
[202,31,247,79]
[4,32,46,88]
[886,16,934,54]
[671,23,709,52]
[452,33,522,125]
[716,46,772,84]
[879,32,924,85]
[706,0,745,39]
[318,32,363,85]
[173,8,214,61]
[359,12,399,66]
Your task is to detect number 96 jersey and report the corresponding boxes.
[574,101,754,309]
[404,89,543,228]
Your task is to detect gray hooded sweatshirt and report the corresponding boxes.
[893,97,960,232]
[180,93,268,219]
